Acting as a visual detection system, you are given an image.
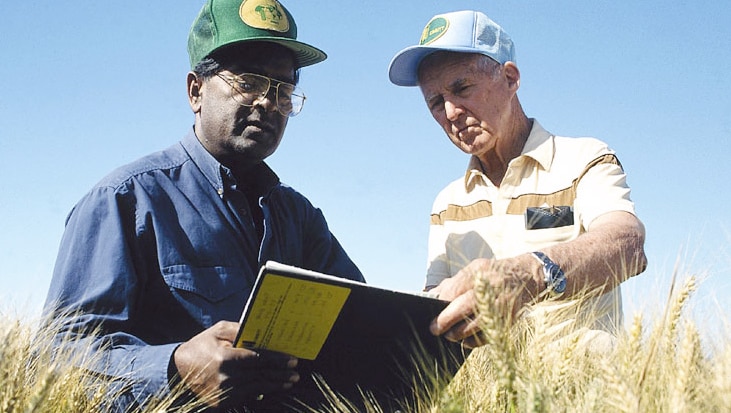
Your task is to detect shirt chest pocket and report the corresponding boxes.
[162,265,251,328]
[521,205,579,247]
[522,224,579,250]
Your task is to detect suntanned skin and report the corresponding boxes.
[172,43,302,408]
[187,43,295,177]
[418,52,647,348]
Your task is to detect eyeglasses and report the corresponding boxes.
[216,72,306,117]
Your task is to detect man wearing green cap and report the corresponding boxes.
[388,11,647,348]
[43,0,363,410]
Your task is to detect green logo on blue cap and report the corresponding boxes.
[419,17,449,45]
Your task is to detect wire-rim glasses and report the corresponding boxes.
[216,72,306,117]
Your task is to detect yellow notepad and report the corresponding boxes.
[235,273,351,360]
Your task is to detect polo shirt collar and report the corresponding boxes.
[463,119,554,190]
[520,119,554,171]
[464,157,486,189]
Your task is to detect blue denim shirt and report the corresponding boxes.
[43,130,364,407]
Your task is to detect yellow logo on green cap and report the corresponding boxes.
[239,0,290,32]
[420,17,449,45]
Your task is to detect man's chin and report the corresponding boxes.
[238,141,279,159]
[455,141,479,153]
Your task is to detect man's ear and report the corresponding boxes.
[187,72,203,113]
[503,61,521,91]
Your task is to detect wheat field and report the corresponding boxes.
[2,271,729,412]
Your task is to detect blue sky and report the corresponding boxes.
[2,1,730,336]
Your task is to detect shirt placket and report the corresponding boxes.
[221,179,261,271]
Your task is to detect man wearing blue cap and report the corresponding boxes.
[389,11,647,348]
[43,0,364,410]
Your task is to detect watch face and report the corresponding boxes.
[554,273,567,294]
[533,251,566,296]
[546,263,566,294]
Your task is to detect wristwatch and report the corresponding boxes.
[531,251,567,297]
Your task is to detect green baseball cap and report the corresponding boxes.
[187,0,327,69]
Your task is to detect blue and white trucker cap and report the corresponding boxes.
[388,10,515,87]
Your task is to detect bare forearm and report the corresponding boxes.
[429,211,647,343]
[540,211,647,297]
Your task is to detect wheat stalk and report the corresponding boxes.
[472,261,520,411]
[5,259,731,413]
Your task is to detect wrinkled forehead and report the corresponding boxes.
[417,52,486,93]
[418,51,484,82]
[213,42,297,81]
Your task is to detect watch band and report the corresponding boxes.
[531,251,567,296]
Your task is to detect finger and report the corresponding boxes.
[218,354,299,396]
[461,333,486,349]
[259,368,300,386]
[256,349,298,369]
[224,347,297,373]
[233,370,299,394]
[217,376,293,409]
[430,292,476,336]
[437,270,476,301]
[495,293,527,324]
[432,279,459,301]
[444,317,482,342]
[211,320,242,343]
[222,348,299,388]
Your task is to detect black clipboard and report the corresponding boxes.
[234,261,469,411]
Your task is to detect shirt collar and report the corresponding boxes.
[463,119,554,190]
[180,128,280,196]
[520,119,554,171]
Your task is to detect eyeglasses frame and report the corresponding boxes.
[215,72,306,117]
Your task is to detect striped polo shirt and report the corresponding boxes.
[426,120,637,333]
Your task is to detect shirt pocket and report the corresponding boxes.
[522,224,578,250]
[162,265,250,328]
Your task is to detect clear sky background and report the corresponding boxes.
[2,1,730,338]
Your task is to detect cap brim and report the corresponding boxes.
[266,38,327,68]
[388,45,494,86]
[214,37,327,68]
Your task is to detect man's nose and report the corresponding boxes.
[253,86,278,112]
[444,99,462,121]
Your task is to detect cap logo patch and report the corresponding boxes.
[239,0,290,32]
[420,17,449,45]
